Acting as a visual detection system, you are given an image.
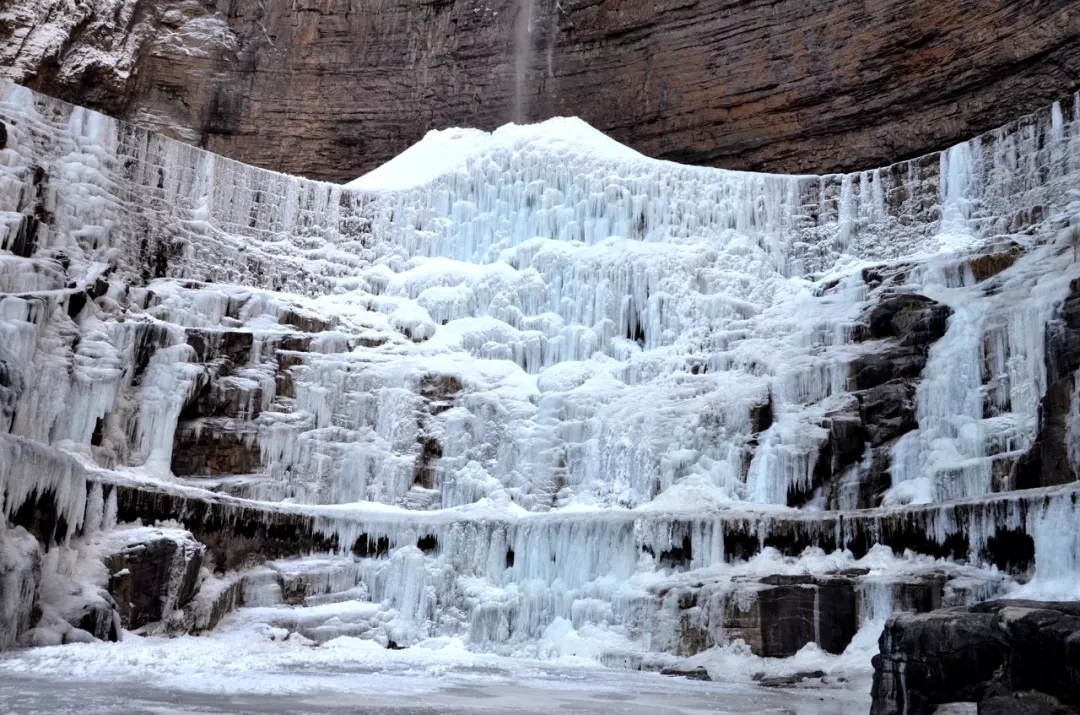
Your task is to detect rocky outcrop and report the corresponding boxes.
[717,574,859,657]
[870,600,1080,715]
[792,290,952,509]
[21,575,122,646]
[1012,277,1080,490]
[103,527,205,630]
[664,566,1001,659]
[2,0,1079,182]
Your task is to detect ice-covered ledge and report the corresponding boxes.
[4,431,1077,582]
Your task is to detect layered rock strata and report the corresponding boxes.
[1,0,1079,181]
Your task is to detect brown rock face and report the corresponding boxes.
[720,575,859,658]
[105,529,205,630]
[3,0,1079,182]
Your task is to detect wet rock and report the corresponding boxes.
[179,376,264,421]
[750,392,774,434]
[721,575,858,658]
[753,670,826,687]
[275,350,306,399]
[660,665,711,681]
[104,527,205,629]
[672,566,998,662]
[983,529,1036,576]
[800,399,864,507]
[870,600,1080,715]
[169,575,243,634]
[185,328,253,365]
[272,558,360,606]
[811,293,953,507]
[967,243,1024,283]
[71,595,122,642]
[0,344,24,433]
[412,436,442,490]
[850,347,929,390]
[863,294,951,346]
[857,380,918,447]
[418,373,463,401]
[129,321,177,386]
[278,309,332,334]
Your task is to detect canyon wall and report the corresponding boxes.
[2,0,1079,182]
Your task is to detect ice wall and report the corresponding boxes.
[6,81,1080,510]
[3,80,1080,658]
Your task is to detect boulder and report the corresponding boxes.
[722,575,858,657]
[167,574,243,634]
[103,527,205,630]
[871,600,1080,715]
[660,665,711,681]
[21,583,122,646]
[753,670,826,687]
[68,594,122,642]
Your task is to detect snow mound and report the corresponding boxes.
[345,117,646,190]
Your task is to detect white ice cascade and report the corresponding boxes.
[3,80,1080,658]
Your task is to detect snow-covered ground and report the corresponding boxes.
[0,619,872,713]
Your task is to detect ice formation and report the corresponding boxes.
[2,79,1080,669]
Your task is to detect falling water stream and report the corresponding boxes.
[513,0,535,123]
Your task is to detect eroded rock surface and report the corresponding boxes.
[103,527,205,630]
[2,0,1079,182]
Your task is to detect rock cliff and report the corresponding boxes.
[2,0,1079,182]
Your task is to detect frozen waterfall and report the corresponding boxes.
[2,80,1080,665]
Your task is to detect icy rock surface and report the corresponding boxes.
[2,81,1080,664]
[101,525,204,630]
[0,521,39,649]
